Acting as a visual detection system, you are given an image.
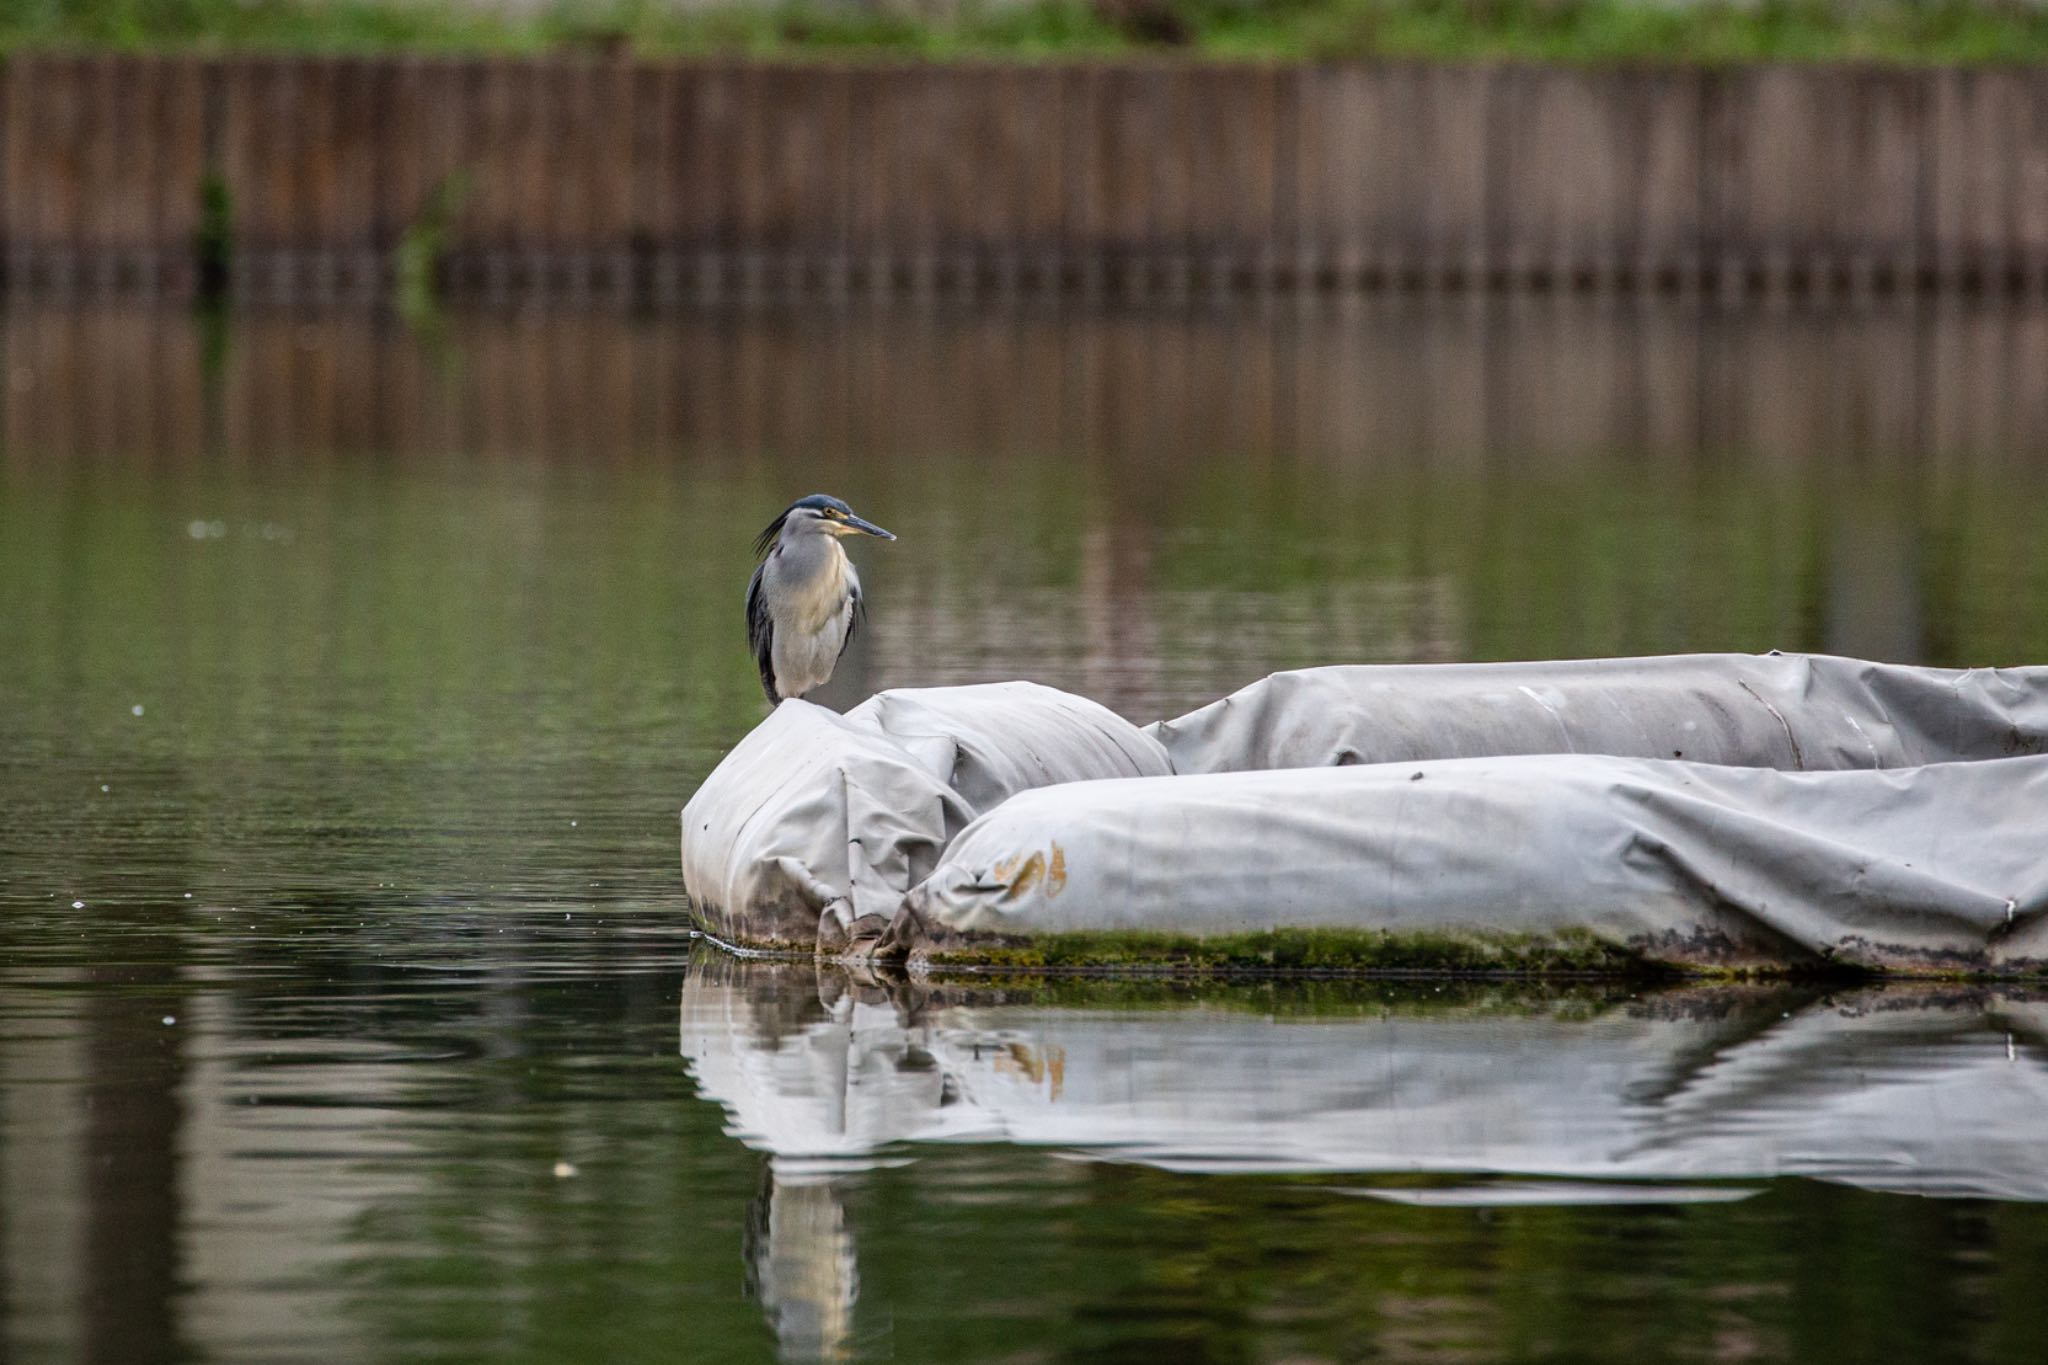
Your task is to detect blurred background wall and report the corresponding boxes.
[1,55,2043,305]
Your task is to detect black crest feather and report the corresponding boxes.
[752,493,851,560]
[751,512,789,560]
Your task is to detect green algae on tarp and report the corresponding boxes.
[920,926,1665,978]
[693,902,2048,983]
[683,905,1670,977]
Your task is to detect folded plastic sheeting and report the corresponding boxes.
[1147,653,2048,775]
[681,683,1172,947]
[682,653,2048,970]
[903,753,2048,972]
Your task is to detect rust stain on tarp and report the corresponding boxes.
[990,844,1067,903]
[991,850,1046,902]
[1009,854,1045,900]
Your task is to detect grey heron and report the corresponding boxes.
[746,494,896,704]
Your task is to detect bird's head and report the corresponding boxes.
[753,494,896,558]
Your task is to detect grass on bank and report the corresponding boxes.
[7,0,2048,63]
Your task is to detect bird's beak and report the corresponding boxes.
[838,514,895,541]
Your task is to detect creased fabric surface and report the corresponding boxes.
[847,684,1173,814]
[683,656,2048,967]
[681,683,1171,943]
[1147,653,2048,775]
[906,753,2048,971]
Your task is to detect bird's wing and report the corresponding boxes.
[745,560,779,703]
[840,568,864,662]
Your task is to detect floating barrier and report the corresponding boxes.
[681,653,2048,975]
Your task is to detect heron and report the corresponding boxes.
[746,494,896,705]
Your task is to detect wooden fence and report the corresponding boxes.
[2,55,2046,302]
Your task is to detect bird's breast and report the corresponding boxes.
[778,540,851,633]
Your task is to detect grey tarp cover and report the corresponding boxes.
[1148,652,2048,774]
[681,682,1171,946]
[681,653,2048,969]
[905,753,2048,971]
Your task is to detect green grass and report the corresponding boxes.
[7,0,2048,63]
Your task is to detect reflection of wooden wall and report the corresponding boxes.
[5,302,2047,470]
[2,56,2046,301]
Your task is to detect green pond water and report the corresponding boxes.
[4,299,2048,1362]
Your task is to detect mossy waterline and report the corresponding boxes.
[920,926,1667,977]
[689,904,2048,982]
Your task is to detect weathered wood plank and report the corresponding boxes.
[676,63,746,252]
[153,58,206,296]
[587,56,634,289]
[328,58,382,268]
[628,60,673,252]
[2017,74,2048,290]
[745,63,846,252]
[13,57,86,281]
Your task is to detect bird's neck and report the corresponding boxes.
[782,531,847,576]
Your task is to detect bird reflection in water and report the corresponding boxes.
[745,1160,863,1364]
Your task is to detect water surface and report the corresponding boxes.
[4,299,2048,1362]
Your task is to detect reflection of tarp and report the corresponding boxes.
[681,683,1170,947]
[679,956,2048,1202]
[910,752,2048,971]
[1149,653,2048,774]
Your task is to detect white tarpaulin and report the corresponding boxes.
[681,682,1171,948]
[904,753,2048,971]
[680,653,2048,971]
[1148,653,2048,774]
